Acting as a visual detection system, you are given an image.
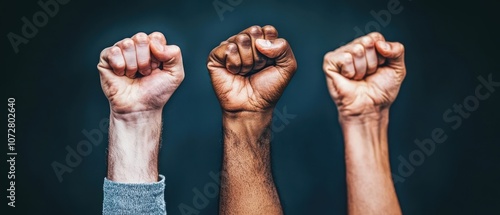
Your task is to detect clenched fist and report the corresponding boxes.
[323,32,405,119]
[207,25,297,113]
[98,32,185,115]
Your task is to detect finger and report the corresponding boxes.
[325,70,354,100]
[148,32,167,44]
[102,46,126,76]
[262,25,278,67]
[366,32,386,42]
[225,43,241,74]
[150,41,183,69]
[117,38,138,78]
[359,36,378,75]
[149,32,167,70]
[238,25,261,34]
[349,44,367,80]
[255,38,297,76]
[234,34,254,75]
[132,32,152,76]
[208,43,228,71]
[325,51,355,79]
[323,51,356,97]
[366,32,386,65]
[375,41,405,69]
[262,25,278,40]
[245,26,266,71]
[347,32,386,66]
[237,26,266,69]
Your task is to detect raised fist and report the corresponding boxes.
[207,25,297,113]
[323,32,406,119]
[98,32,185,115]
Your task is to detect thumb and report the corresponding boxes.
[150,40,183,71]
[375,41,405,69]
[255,38,297,73]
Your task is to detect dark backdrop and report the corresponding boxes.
[2,0,499,214]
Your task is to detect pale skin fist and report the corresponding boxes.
[97,32,185,114]
[323,32,406,119]
[207,25,297,113]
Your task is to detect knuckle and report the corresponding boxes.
[109,46,121,55]
[263,25,278,38]
[368,32,384,40]
[133,32,149,44]
[236,34,250,42]
[352,44,365,57]
[323,51,334,62]
[342,53,353,64]
[150,32,165,41]
[249,25,261,32]
[263,25,277,32]
[361,36,374,46]
[351,44,365,57]
[226,43,238,53]
[121,39,134,49]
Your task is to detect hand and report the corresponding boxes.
[207,25,297,114]
[323,32,405,120]
[98,32,185,115]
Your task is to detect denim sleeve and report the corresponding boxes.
[103,175,166,215]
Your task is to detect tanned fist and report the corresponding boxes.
[323,32,406,119]
[97,32,185,115]
[207,25,297,113]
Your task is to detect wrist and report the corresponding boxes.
[111,109,163,123]
[338,108,389,126]
[107,110,163,183]
[222,110,273,140]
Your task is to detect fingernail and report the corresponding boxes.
[381,42,389,50]
[152,40,163,51]
[257,39,271,47]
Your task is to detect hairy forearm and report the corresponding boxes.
[220,111,283,215]
[107,110,162,183]
[341,110,401,215]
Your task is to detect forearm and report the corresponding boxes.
[341,110,401,215]
[219,111,283,215]
[107,110,162,183]
[103,110,166,214]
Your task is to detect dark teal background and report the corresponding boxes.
[2,0,499,214]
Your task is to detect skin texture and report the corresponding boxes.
[97,32,184,183]
[323,32,405,215]
[207,25,297,215]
